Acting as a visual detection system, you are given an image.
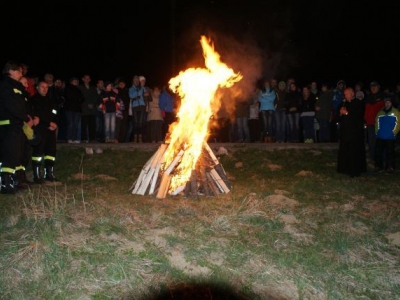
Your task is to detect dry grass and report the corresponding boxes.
[1,146,400,299]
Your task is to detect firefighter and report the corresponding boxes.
[29,81,59,184]
[0,61,34,194]
[11,76,41,189]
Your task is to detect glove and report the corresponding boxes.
[23,122,34,140]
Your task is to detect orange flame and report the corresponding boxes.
[162,35,242,192]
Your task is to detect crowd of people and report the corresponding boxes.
[44,73,177,145]
[1,60,399,194]
[225,78,399,178]
[0,61,177,194]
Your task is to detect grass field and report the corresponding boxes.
[1,144,399,299]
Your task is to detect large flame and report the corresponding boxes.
[162,35,242,192]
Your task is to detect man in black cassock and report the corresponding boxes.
[337,87,367,177]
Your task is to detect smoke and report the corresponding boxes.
[211,34,264,121]
[173,1,301,123]
[174,28,265,123]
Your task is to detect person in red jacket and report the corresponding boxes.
[364,81,384,164]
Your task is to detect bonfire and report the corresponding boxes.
[131,36,242,198]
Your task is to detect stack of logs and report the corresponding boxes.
[131,143,231,199]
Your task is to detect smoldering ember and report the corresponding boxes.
[130,36,241,199]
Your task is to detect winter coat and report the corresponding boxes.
[64,84,84,112]
[80,84,99,116]
[365,92,385,126]
[147,92,163,121]
[129,84,145,108]
[98,90,119,113]
[375,106,400,140]
[258,88,276,111]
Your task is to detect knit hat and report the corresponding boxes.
[370,81,380,87]
[139,76,146,82]
[384,95,393,102]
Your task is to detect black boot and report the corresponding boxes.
[14,169,32,189]
[1,172,16,194]
[32,162,45,184]
[44,165,59,182]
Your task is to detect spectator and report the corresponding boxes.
[275,81,288,143]
[310,81,319,96]
[80,74,98,143]
[234,96,251,143]
[99,81,119,143]
[21,63,37,97]
[285,82,302,142]
[300,86,316,143]
[95,79,105,142]
[115,78,130,142]
[159,85,175,141]
[258,80,276,143]
[54,78,67,142]
[337,87,366,177]
[128,75,146,143]
[147,86,164,143]
[374,97,400,174]
[331,80,346,142]
[315,83,333,142]
[64,77,84,143]
[364,81,385,163]
[355,81,365,102]
[248,88,261,142]
[139,76,152,142]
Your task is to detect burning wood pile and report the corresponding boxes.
[131,35,241,199]
[131,142,231,198]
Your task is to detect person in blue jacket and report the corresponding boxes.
[374,96,400,174]
[258,80,276,143]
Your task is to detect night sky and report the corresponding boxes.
[2,0,399,90]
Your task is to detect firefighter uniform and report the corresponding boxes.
[13,87,36,189]
[30,84,59,183]
[0,73,32,194]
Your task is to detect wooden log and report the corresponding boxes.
[214,164,232,190]
[137,144,168,195]
[156,173,171,199]
[199,159,211,196]
[182,169,197,198]
[203,143,231,190]
[206,172,219,196]
[131,150,157,194]
[171,185,185,196]
[184,178,191,198]
[165,149,184,174]
[203,143,219,166]
[149,144,168,195]
[209,168,230,193]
